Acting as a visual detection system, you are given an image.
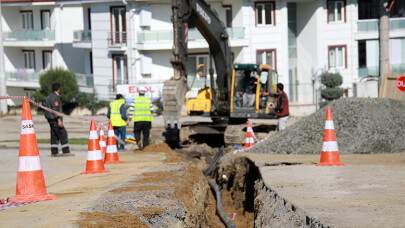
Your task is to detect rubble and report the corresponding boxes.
[249,98,405,154]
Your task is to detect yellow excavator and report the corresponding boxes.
[162,0,279,147]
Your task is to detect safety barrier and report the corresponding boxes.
[0,96,126,145]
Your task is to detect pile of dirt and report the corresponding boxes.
[249,98,405,154]
[176,143,219,169]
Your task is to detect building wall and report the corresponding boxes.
[296,1,319,104]
[90,3,112,99]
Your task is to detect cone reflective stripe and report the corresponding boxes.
[244,120,256,148]
[8,97,57,202]
[99,124,106,155]
[104,120,124,164]
[82,119,109,174]
[317,107,345,166]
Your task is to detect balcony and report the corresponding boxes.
[73,30,92,49]
[358,64,405,78]
[5,70,41,88]
[391,63,405,74]
[75,73,94,87]
[137,27,245,42]
[358,18,405,32]
[356,18,405,40]
[5,70,94,90]
[3,30,56,47]
[136,27,247,50]
[358,66,379,78]
[108,32,127,50]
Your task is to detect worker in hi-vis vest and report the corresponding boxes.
[107,94,129,150]
[132,87,153,150]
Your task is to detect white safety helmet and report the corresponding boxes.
[138,87,146,94]
[250,71,258,79]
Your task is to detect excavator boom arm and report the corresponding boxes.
[163,0,233,147]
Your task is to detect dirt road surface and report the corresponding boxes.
[0,148,165,227]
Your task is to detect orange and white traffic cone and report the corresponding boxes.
[244,119,256,148]
[317,106,345,166]
[8,97,57,202]
[99,124,106,155]
[81,119,109,174]
[104,120,124,164]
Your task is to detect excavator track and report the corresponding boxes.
[162,78,189,148]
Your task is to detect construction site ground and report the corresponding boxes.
[0,114,404,227]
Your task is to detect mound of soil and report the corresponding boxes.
[249,98,405,154]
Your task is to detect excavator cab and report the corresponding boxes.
[230,64,278,119]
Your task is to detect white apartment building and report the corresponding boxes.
[1,0,93,105]
[2,0,405,109]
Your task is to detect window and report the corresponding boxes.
[42,51,52,70]
[41,10,51,30]
[187,54,216,88]
[257,49,276,70]
[21,11,33,30]
[358,40,366,68]
[87,8,92,30]
[255,2,275,26]
[89,52,93,74]
[358,0,405,19]
[328,45,346,69]
[327,0,345,23]
[223,5,232,27]
[112,54,128,90]
[23,50,35,69]
[110,6,126,45]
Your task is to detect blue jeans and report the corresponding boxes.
[113,126,126,150]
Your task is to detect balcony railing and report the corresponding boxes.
[73,30,92,42]
[6,70,94,87]
[137,27,245,42]
[75,73,94,87]
[108,32,127,47]
[5,70,41,82]
[391,63,405,74]
[358,64,405,77]
[358,18,405,32]
[3,30,55,41]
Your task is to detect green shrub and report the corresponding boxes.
[34,68,79,105]
[321,88,345,100]
[320,72,344,104]
[77,90,108,115]
[154,97,163,115]
[320,72,343,88]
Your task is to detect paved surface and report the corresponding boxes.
[0,147,168,227]
[245,153,405,228]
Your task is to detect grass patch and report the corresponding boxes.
[0,138,89,145]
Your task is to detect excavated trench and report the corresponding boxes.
[206,155,327,228]
[77,144,327,227]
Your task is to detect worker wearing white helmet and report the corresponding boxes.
[132,87,153,150]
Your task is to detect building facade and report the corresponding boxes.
[2,0,405,109]
[1,0,93,105]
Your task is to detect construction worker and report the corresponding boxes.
[107,94,129,150]
[261,83,289,131]
[132,88,153,150]
[45,83,74,157]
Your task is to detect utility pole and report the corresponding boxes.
[0,1,9,114]
[378,0,390,89]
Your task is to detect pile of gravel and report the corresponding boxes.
[249,98,405,154]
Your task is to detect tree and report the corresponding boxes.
[77,90,109,116]
[320,72,345,107]
[34,68,80,114]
